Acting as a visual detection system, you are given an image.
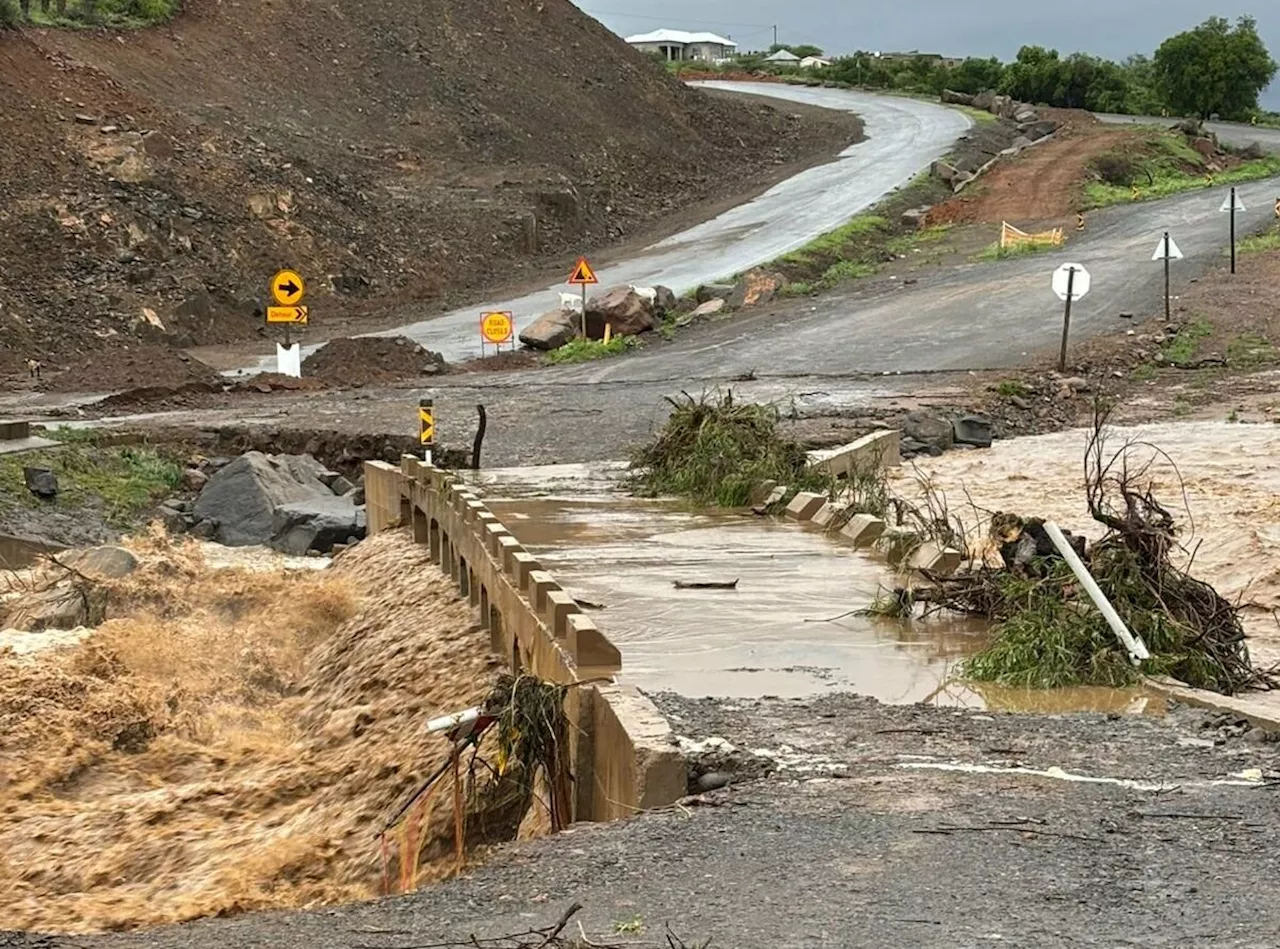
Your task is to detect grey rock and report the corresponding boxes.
[932,160,959,182]
[1014,108,1039,123]
[697,771,733,792]
[271,497,367,556]
[344,485,366,506]
[192,451,331,547]
[59,545,138,580]
[953,415,994,449]
[518,309,576,351]
[901,206,931,228]
[901,411,954,453]
[696,282,735,304]
[182,468,208,491]
[190,519,219,541]
[585,286,656,338]
[653,285,677,316]
[24,467,58,499]
[2,584,102,631]
[327,475,356,496]
[1011,136,1034,151]
[940,89,975,106]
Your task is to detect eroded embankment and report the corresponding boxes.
[0,529,494,932]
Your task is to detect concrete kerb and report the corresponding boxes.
[363,459,682,823]
[1146,676,1280,733]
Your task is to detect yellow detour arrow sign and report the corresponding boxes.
[567,256,598,285]
[418,401,435,446]
[267,306,309,325]
[1275,197,1280,219]
[271,269,306,306]
[480,311,514,344]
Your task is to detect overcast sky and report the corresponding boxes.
[575,1,1279,108]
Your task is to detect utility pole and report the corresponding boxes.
[772,24,777,47]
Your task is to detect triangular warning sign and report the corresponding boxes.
[567,256,598,285]
[1152,235,1183,261]
[1220,191,1247,213]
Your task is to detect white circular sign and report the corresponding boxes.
[1052,262,1091,302]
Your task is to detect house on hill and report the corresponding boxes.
[625,29,737,62]
[763,49,802,64]
[799,56,831,69]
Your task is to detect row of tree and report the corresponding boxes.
[748,17,1277,121]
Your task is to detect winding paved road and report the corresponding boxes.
[244,85,970,371]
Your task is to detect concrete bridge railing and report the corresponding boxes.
[364,456,686,822]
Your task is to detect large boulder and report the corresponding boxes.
[271,498,367,555]
[727,270,784,309]
[653,285,677,317]
[584,286,656,338]
[901,411,954,453]
[519,309,576,351]
[2,583,105,631]
[696,282,735,303]
[191,451,332,547]
[941,89,975,106]
[60,545,139,580]
[1021,120,1059,141]
[971,90,996,111]
[24,467,58,499]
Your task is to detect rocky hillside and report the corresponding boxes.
[0,0,858,381]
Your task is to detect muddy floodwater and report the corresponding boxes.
[466,465,1160,714]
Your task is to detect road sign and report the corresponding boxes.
[1220,191,1247,213]
[1151,235,1183,260]
[267,305,309,325]
[480,311,514,345]
[271,269,306,306]
[1052,263,1091,302]
[567,256,598,285]
[419,400,435,446]
[1076,213,1085,231]
[1274,197,1279,219]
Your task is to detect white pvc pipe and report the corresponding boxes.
[427,706,482,734]
[1043,521,1150,664]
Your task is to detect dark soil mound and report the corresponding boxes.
[0,0,860,369]
[45,345,222,393]
[301,337,447,386]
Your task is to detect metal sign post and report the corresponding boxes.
[1151,233,1183,321]
[268,269,308,377]
[1221,188,1246,275]
[566,256,598,339]
[1051,262,1092,373]
[419,397,435,466]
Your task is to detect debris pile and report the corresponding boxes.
[300,336,448,386]
[881,410,1275,694]
[629,390,823,507]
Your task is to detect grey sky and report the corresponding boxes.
[575,2,1279,108]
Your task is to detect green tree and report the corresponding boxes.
[1118,55,1163,115]
[770,43,824,58]
[1000,45,1066,104]
[1153,16,1277,119]
[946,56,1007,95]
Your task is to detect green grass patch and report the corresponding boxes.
[820,260,878,284]
[544,336,637,365]
[629,391,831,508]
[1159,318,1212,366]
[779,281,815,297]
[1226,332,1276,369]
[14,0,177,28]
[1082,131,1280,209]
[995,380,1030,398]
[954,105,998,125]
[885,224,951,256]
[782,214,889,265]
[0,443,182,525]
[973,240,1057,262]
[1238,226,1280,255]
[1130,362,1158,382]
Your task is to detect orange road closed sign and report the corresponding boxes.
[480,311,514,344]
[567,256,598,285]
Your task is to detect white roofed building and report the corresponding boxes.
[625,29,737,63]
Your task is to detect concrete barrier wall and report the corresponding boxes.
[363,457,685,823]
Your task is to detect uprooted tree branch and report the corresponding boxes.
[872,403,1277,695]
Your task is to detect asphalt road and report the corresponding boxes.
[243,85,970,371]
[1095,112,1280,152]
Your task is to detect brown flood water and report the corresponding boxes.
[467,465,1161,715]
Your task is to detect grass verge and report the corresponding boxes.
[629,391,830,507]
[10,0,177,28]
[544,336,637,365]
[973,240,1058,262]
[1082,131,1280,209]
[1238,226,1280,255]
[0,443,182,525]
[1159,318,1211,366]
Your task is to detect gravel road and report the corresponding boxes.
[19,695,1280,949]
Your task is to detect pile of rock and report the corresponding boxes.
[934,89,1060,192]
[900,410,994,458]
[519,284,675,351]
[166,451,366,555]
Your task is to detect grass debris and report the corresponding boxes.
[544,336,637,365]
[628,391,828,507]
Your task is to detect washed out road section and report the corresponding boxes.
[242,85,970,372]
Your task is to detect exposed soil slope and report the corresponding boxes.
[0,0,860,382]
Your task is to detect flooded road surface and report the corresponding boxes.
[465,465,1160,713]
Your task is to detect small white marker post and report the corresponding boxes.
[1151,232,1183,321]
[1051,262,1092,372]
[1220,187,1246,275]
